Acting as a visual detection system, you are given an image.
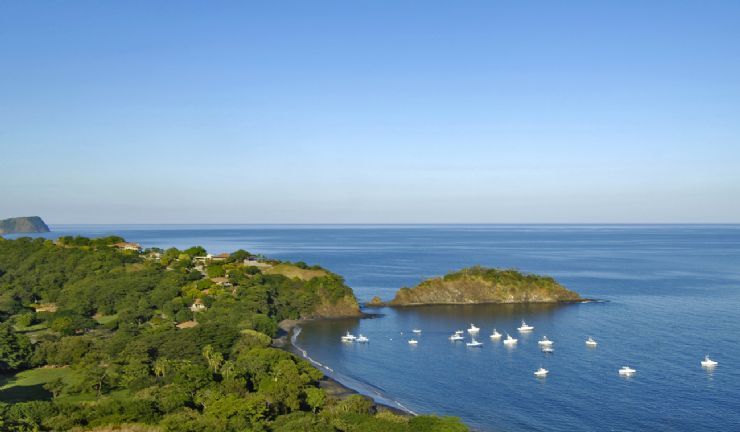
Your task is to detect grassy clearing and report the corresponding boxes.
[14,322,48,333]
[0,367,71,390]
[0,367,75,402]
[264,263,327,280]
[94,314,119,325]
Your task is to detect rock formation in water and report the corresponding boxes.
[0,216,50,234]
[389,266,581,306]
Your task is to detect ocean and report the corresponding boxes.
[8,224,740,431]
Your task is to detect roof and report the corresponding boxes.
[112,242,141,249]
[214,253,230,259]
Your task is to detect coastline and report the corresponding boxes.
[274,318,414,417]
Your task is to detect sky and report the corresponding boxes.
[1,1,739,224]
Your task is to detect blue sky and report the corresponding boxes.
[1,1,739,223]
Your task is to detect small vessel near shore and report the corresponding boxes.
[356,334,369,343]
[701,355,718,368]
[490,329,502,339]
[467,324,480,334]
[340,331,357,342]
[538,336,553,346]
[517,321,534,332]
[619,366,636,376]
[466,337,483,347]
[503,334,518,345]
[408,339,418,345]
[586,337,598,347]
[412,329,422,334]
[534,367,549,377]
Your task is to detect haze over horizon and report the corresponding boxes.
[2,1,739,224]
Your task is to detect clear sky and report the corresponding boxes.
[2,1,739,224]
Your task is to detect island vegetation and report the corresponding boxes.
[0,216,49,234]
[0,236,466,432]
[388,266,581,306]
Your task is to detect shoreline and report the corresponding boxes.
[274,318,414,417]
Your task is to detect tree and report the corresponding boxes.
[0,323,33,371]
[154,357,171,380]
[220,360,236,381]
[202,345,223,373]
[305,387,326,413]
[206,265,225,278]
[184,246,207,258]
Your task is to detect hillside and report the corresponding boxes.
[0,216,50,234]
[389,266,581,306]
[0,237,465,432]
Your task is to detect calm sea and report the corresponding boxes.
[9,224,740,431]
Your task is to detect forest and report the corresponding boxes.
[0,236,466,432]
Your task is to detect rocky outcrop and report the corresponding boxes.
[0,216,50,234]
[389,266,581,306]
[309,294,363,318]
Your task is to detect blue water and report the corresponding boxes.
[9,224,740,431]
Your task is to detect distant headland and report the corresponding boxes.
[0,216,50,234]
[381,266,582,306]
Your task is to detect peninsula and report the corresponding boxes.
[388,266,581,306]
[0,216,50,234]
[0,236,465,431]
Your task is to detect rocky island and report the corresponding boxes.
[388,266,581,306]
[0,216,50,234]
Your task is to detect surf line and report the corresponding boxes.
[290,326,415,415]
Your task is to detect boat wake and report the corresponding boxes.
[290,326,416,415]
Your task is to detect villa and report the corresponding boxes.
[112,242,142,252]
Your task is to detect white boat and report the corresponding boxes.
[412,329,422,334]
[340,331,357,342]
[538,336,554,346]
[356,334,369,343]
[534,367,549,377]
[541,346,554,353]
[586,337,598,347]
[449,333,464,341]
[467,324,480,334]
[618,366,636,376]
[466,337,483,347]
[408,339,418,345]
[490,329,502,339]
[701,355,718,367]
[517,321,534,332]
[503,334,518,345]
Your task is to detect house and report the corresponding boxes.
[193,252,230,264]
[189,298,207,312]
[112,242,142,252]
[210,277,232,287]
[211,253,230,262]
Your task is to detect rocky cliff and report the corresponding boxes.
[309,294,363,318]
[0,216,50,234]
[389,266,581,306]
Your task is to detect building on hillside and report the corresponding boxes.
[189,298,207,312]
[112,242,142,252]
[193,252,230,264]
[211,253,230,262]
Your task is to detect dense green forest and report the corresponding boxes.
[0,236,466,431]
